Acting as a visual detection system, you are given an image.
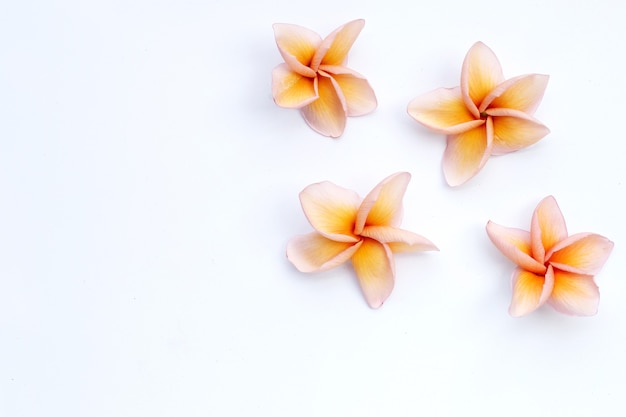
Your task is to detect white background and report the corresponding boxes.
[1,0,625,416]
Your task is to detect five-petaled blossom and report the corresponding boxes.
[287,172,438,308]
[271,19,377,138]
[486,196,614,317]
[407,42,550,186]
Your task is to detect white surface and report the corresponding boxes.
[1,1,625,416]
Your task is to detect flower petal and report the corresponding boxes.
[480,74,549,114]
[407,87,485,134]
[530,196,567,263]
[509,265,554,317]
[354,172,411,234]
[318,65,377,116]
[548,269,600,316]
[460,42,504,118]
[487,109,550,155]
[287,232,362,272]
[300,72,347,137]
[442,119,493,186]
[272,64,319,108]
[547,233,614,275]
[361,226,438,252]
[299,180,361,242]
[273,23,320,77]
[351,238,395,308]
[486,221,547,274]
[311,19,365,70]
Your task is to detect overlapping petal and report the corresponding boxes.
[488,110,550,155]
[311,19,365,69]
[354,172,411,234]
[530,196,568,262]
[351,238,395,308]
[319,65,377,116]
[273,23,320,77]
[548,269,600,316]
[300,73,347,138]
[271,64,318,108]
[547,233,614,275]
[509,265,554,317]
[287,233,362,272]
[461,42,504,117]
[360,226,438,252]
[486,221,546,274]
[480,74,549,114]
[442,119,492,186]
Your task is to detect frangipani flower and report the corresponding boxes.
[407,42,550,186]
[272,19,377,138]
[287,172,438,308]
[486,196,614,317]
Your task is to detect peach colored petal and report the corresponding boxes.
[311,19,365,70]
[360,226,438,252]
[271,64,319,108]
[318,65,377,116]
[273,23,320,77]
[442,118,493,186]
[300,72,347,137]
[530,196,567,263]
[486,221,547,275]
[480,74,549,114]
[407,87,485,134]
[487,110,550,155]
[460,42,504,118]
[299,180,361,243]
[509,265,554,317]
[354,172,411,234]
[547,233,614,275]
[351,238,395,308]
[287,232,362,272]
[548,269,599,316]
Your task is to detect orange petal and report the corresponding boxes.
[487,109,550,155]
[318,65,377,116]
[480,74,549,114]
[300,72,347,137]
[351,238,395,308]
[354,172,410,234]
[287,232,362,272]
[407,87,485,134]
[509,266,554,317]
[486,221,547,274]
[548,269,600,316]
[272,64,318,108]
[530,196,567,263]
[547,233,614,275]
[273,23,320,77]
[460,42,504,118]
[360,226,438,252]
[311,19,365,70]
[299,180,361,242]
[442,119,492,186]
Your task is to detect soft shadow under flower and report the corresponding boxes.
[271,19,377,138]
[287,172,438,308]
[408,42,550,186]
[486,196,613,317]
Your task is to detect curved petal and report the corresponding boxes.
[530,196,567,263]
[318,65,376,116]
[460,42,504,118]
[360,226,438,252]
[287,233,362,272]
[300,72,347,137]
[487,110,550,154]
[407,87,485,135]
[486,221,547,274]
[354,172,410,234]
[311,19,365,70]
[299,180,361,242]
[547,233,614,275]
[548,269,599,316]
[351,238,395,308]
[273,23,320,77]
[480,74,549,114]
[442,118,492,186]
[272,64,319,108]
[509,265,554,317]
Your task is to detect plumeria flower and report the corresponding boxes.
[271,19,377,138]
[287,172,438,308]
[486,196,614,317]
[407,42,550,186]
